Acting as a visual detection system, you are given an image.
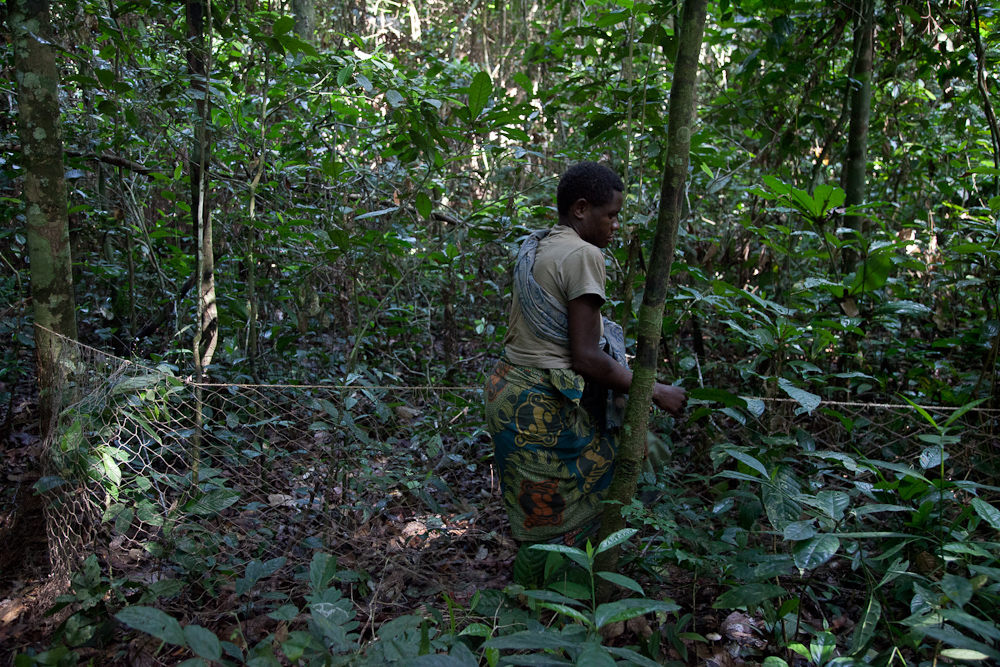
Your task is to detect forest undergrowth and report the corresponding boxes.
[3,321,1000,667]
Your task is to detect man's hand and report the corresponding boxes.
[652,383,687,417]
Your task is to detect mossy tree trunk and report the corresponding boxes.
[11,0,79,436]
[842,0,874,273]
[593,0,707,598]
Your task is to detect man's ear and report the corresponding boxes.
[571,197,589,219]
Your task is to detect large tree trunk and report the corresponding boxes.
[11,0,79,436]
[292,0,316,43]
[593,0,707,596]
[842,0,874,273]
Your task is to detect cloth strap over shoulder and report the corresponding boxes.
[513,228,629,429]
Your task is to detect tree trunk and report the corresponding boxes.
[842,0,874,273]
[593,0,707,596]
[187,0,218,372]
[11,0,79,436]
[292,0,316,43]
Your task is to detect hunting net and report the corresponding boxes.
[39,328,1000,615]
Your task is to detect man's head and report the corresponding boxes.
[557,162,624,248]
[556,162,624,217]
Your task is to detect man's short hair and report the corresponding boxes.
[556,162,624,216]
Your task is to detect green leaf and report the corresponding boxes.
[355,74,373,92]
[762,658,790,667]
[604,646,663,667]
[595,572,644,596]
[268,604,299,621]
[116,606,187,646]
[595,528,637,554]
[919,447,948,469]
[415,192,433,220]
[310,552,340,594]
[245,557,285,585]
[529,543,591,571]
[783,521,817,541]
[713,583,787,609]
[467,71,492,119]
[763,466,801,532]
[939,649,991,661]
[849,248,892,294]
[483,630,584,650]
[972,498,1000,531]
[778,378,820,413]
[849,595,880,656]
[575,642,616,667]
[688,388,747,407]
[273,15,295,35]
[184,625,222,661]
[521,589,586,607]
[810,490,850,521]
[594,599,678,629]
[385,89,405,107]
[537,603,593,627]
[941,574,974,608]
[725,448,768,477]
[793,535,840,571]
[184,489,239,516]
[941,608,1000,643]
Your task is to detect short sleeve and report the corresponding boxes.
[560,245,606,303]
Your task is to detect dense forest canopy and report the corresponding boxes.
[4,0,1000,665]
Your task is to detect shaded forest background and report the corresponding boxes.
[4,0,1000,665]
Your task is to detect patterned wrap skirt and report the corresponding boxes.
[484,355,618,545]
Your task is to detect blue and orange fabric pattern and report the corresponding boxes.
[485,355,618,545]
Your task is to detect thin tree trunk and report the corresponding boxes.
[187,0,217,372]
[842,0,874,273]
[594,0,707,597]
[11,0,80,436]
[969,0,1000,200]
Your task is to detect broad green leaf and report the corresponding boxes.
[467,71,492,119]
[712,583,787,609]
[793,535,840,571]
[116,606,187,646]
[415,192,432,220]
[184,625,222,661]
[184,489,239,516]
[810,490,850,521]
[944,398,988,427]
[355,74,373,92]
[762,658,790,667]
[595,528,637,554]
[483,630,584,650]
[272,15,294,35]
[763,466,801,532]
[849,595,881,655]
[520,589,586,607]
[595,571,644,595]
[725,448,768,477]
[575,642,615,667]
[688,388,747,407]
[941,608,1000,643]
[783,521,817,541]
[310,552,339,594]
[941,574,974,608]
[919,447,948,469]
[849,248,892,294]
[594,599,678,629]
[537,603,592,627]
[778,378,820,413]
[972,498,1000,531]
[604,646,663,667]
[530,543,591,570]
[268,604,299,621]
[920,626,1000,661]
[385,89,405,107]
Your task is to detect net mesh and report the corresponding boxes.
[39,329,1000,606]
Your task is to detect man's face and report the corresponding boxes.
[576,190,624,248]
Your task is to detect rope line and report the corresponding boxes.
[34,324,1000,413]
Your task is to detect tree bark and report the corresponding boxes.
[292,0,316,43]
[10,0,80,436]
[593,0,707,596]
[187,0,218,372]
[842,0,874,273]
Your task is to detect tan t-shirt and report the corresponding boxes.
[504,224,606,368]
